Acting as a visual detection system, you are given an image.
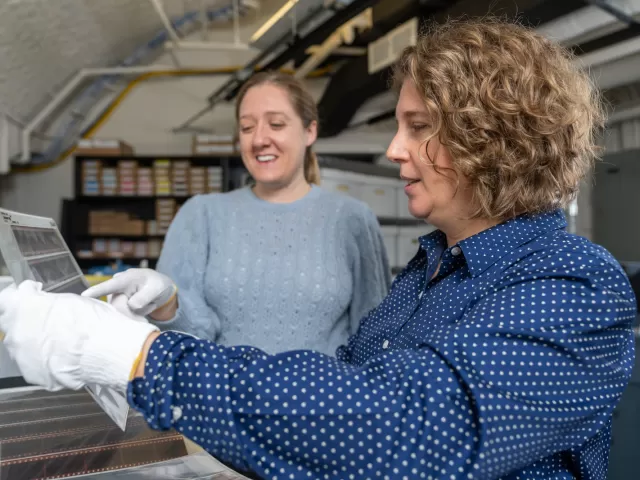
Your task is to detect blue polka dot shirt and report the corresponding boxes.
[128,209,637,479]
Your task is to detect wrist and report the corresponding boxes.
[149,289,178,321]
[132,331,161,379]
[80,316,159,391]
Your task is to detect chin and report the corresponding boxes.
[249,170,285,184]
[408,203,430,222]
[253,176,288,189]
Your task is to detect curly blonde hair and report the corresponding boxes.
[393,17,606,220]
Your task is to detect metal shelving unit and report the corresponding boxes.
[67,154,236,272]
[67,153,424,274]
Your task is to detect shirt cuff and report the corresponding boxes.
[127,331,193,430]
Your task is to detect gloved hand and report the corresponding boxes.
[82,268,177,318]
[109,293,151,322]
[0,280,159,392]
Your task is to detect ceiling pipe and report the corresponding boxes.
[152,0,250,51]
[149,0,182,43]
[20,66,175,163]
[294,8,372,78]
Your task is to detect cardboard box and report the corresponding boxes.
[76,139,135,156]
[192,134,238,156]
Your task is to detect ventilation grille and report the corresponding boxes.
[367,17,417,74]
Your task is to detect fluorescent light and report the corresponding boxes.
[250,0,299,43]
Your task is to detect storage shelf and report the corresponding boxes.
[75,154,228,162]
[76,195,196,202]
[76,256,159,261]
[70,153,409,272]
[76,257,159,267]
[76,234,166,240]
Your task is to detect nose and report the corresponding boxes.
[252,122,271,149]
[386,132,409,165]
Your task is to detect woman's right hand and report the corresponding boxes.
[82,268,178,320]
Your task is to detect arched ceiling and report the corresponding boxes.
[0,0,270,124]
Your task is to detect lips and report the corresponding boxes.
[401,176,420,187]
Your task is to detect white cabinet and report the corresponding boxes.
[380,226,398,267]
[320,169,362,200]
[359,176,398,218]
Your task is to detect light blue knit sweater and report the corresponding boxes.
[154,185,391,356]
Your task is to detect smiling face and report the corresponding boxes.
[238,83,317,194]
[387,79,474,230]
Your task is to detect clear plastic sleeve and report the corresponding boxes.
[0,208,129,429]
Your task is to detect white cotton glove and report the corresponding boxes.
[81,268,177,317]
[109,293,151,322]
[0,280,159,392]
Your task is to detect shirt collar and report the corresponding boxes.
[418,209,568,278]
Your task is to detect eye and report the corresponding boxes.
[410,123,429,133]
[239,125,254,134]
[270,122,285,129]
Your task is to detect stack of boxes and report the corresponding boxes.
[172,161,190,197]
[80,159,224,196]
[207,166,223,193]
[155,199,176,235]
[77,155,226,263]
[76,139,134,157]
[81,160,101,196]
[154,160,172,196]
[192,134,237,155]
[137,167,154,196]
[79,210,166,261]
[117,161,137,196]
[190,167,206,195]
[78,238,164,261]
[100,167,117,196]
[88,211,145,236]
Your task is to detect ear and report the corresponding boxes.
[305,120,318,147]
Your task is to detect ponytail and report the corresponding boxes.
[304,148,321,185]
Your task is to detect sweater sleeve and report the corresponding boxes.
[153,196,221,340]
[344,204,391,336]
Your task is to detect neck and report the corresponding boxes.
[442,217,500,247]
[252,177,311,204]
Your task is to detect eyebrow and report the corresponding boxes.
[398,110,428,119]
[239,111,291,120]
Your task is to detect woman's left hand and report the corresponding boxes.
[0,280,159,392]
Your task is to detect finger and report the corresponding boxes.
[81,276,131,298]
[127,290,159,316]
[17,280,43,293]
[110,293,149,322]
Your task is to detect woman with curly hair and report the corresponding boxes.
[0,17,635,479]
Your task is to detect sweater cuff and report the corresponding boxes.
[147,290,186,327]
[80,319,159,391]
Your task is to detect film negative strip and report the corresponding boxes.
[10,227,67,259]
[0,389,187,480]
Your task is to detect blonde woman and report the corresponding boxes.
[84,71,391,357]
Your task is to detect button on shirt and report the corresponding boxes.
[129,209,636,480]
